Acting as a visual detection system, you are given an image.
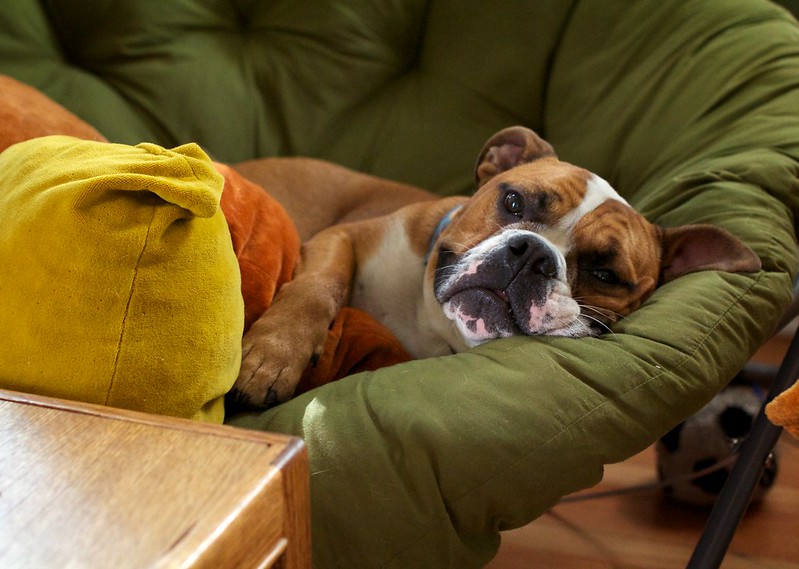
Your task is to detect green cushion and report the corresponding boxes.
[0,136,243,422]
[2,1,799,567]
[0,0,571,194]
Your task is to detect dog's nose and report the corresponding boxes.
[507,234,558,278]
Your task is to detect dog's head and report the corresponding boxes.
[424,126,761,349]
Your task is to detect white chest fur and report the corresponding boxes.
[351,218,453,358]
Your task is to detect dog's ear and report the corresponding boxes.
[475,126,556,187]
[659,224,761,283]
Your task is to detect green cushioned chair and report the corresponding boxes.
[2,1,799,567]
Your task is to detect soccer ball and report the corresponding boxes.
[655,385,778,507]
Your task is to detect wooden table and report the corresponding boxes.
[0,389,311,568]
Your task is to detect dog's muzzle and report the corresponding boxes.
[434,229,590,344]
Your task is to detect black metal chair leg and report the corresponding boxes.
[686,328,799,568]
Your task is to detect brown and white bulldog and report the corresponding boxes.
[232,126,761,407]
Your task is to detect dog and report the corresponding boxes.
[231,126,761,407]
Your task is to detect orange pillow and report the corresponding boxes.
[0,75,106,151]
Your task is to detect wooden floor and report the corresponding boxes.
[487,332,799,569]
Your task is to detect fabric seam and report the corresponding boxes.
[104,204,158,405]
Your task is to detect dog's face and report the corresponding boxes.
[430,161,660,343]
[424,127,761,349]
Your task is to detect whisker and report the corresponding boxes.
[578,312,614,335]
[572,300,623,336]
[573,298,626,323]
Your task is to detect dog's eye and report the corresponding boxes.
[503,191,524,217]
[589,269,621,285]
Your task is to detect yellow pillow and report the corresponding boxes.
[0,136,243,422]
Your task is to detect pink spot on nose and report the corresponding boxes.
[464,260,483,276]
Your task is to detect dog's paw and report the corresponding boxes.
[231,317,326,409]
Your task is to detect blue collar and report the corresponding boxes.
[426,205,462,262]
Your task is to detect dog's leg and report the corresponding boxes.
[231,225,358,408]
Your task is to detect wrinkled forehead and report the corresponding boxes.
[477,159,627,224]
[443,160,634,258]
[558,172,628,234]
[551,176,631,256]
[570,198,662,280]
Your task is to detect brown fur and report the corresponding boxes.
[234,157,436,241]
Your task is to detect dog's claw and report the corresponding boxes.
[231,290,332,409]
[226,387,258,410]
[265,387,279,407]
